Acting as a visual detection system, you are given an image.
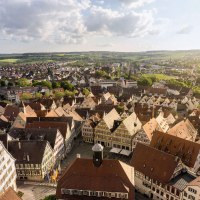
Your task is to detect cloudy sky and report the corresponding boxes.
[0,0,200,53]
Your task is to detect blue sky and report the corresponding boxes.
[0,0,200,53]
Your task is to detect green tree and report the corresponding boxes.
[44,91,51,98]
[0,80,6,87]
[35,92,43,99]
[65,90,75,97]
[33,80,52,89]
[137,77,152,86]
[17,78,31,87]
[8,82,14,87]
[20,93,32,100]
[61,81,74,91]
[82,88,90,96]
[43,195,56,200]
[52,81,61,89]
[95,70,110,79]
[41,81,52,89]
[54,91,65,98]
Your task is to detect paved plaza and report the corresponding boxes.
[17,136,140,200]
[61,136,132,171]
[17,182,56,200]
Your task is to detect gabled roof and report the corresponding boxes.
[121,112,142,136]
[24,102,45,111]
[37,99,56,109]
[55,107,67,117]
[143,118,158,140]
[8,140,50,164]
[168,119,197,141]
[0,187,22,200]
[46,110,59,117]
[56,158,134,200]
[103,108,121,129]
[4,105,20,121]
[26,121,68,139]
[150,131,200,168]
[25,128,60,149]
[102,92,111,101]
[131,143,179,184]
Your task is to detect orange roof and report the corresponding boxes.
[150,131,200,168]
[0,187,22,200]
[143,118,158,140]
[56,158,134,200]
[168,119,197,141]
[131,143,179,184]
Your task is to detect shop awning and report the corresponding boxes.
[120,149,132,156]
[110,148,121,154]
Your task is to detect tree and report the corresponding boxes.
[20,93,32,100]
[137,77,152,86]
[33,80,52,89]
[17,78,31,87]
[65,90,75,97]
[43,195,56,200]
[0,80,6,87]
[60,81,74,91]
[52,81,61,89]
[8,82,14,87]
[82,88,90,96]
[35,92,43,99]
[54,91,65,98]
[95,70,110,79]
[116,105,124,113]
[44,91,51,98]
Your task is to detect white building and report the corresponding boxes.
[0,141,17,192]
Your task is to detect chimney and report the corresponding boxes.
[76,154,81,158]
[92,143,104,167]
[18,142,21,149]
[27,154,30,162]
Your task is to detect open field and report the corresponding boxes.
[0,58,19,63]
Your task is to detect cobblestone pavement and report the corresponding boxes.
[17,182,56,200]
[61,136,132,171]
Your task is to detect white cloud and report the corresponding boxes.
[118,0,155,8]
[0,0,156,44]
[85,6,154,37]
[0,0,90,43]
[177,25,192,34]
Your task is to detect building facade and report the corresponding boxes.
[8,141,54,181]
[0,141,17,192]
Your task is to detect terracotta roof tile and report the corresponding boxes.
[131,143,179,184]
[150,131,200,168]
[0,187,22,200]
[56,158,134,200]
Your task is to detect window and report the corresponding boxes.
[184,192,187,197]
[61,189,70,195]
[188,187,197,194]
[188,195,195,200]
[176,190,180,197]
[83,190,89,195]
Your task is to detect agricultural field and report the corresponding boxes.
[0,58,19,63]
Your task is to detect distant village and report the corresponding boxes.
[0,60,200,200]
